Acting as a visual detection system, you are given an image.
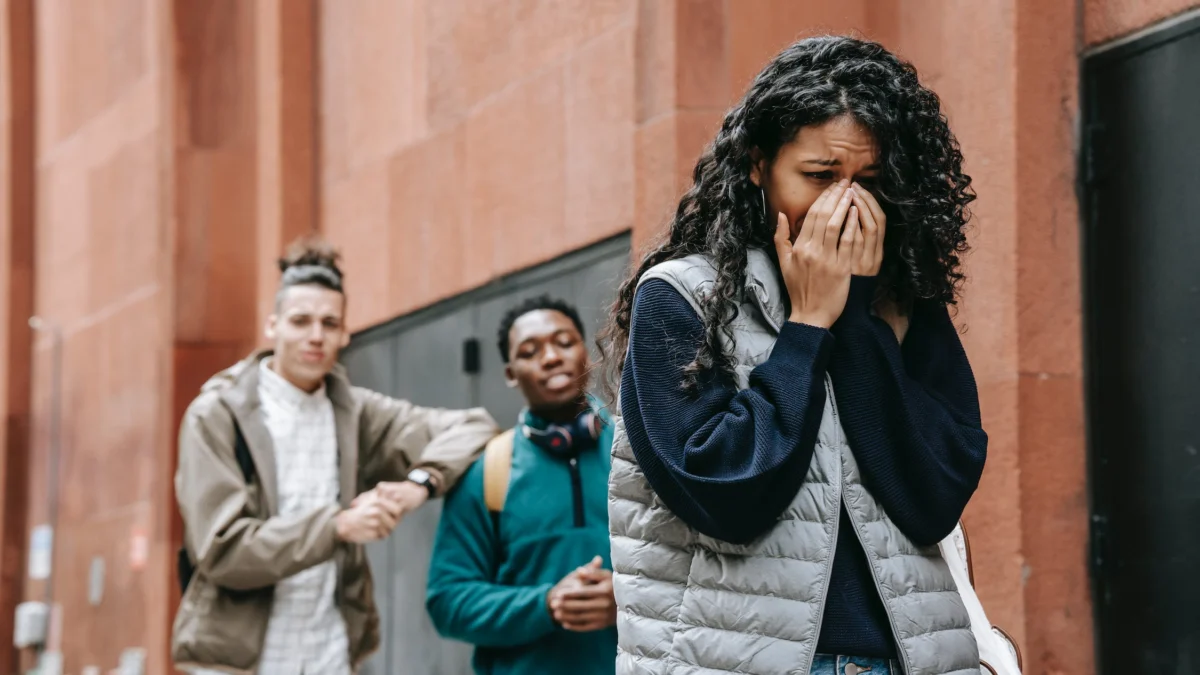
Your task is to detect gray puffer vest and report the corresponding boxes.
[608,250,979,675]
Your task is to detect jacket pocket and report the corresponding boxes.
[171,575,271,671]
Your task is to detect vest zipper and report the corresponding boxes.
[804,473,841,675]
[840,494,913,675]
[827,378,914,675]
[568,457,585,528]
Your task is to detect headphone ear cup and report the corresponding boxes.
[525,424,576,458]
[578,412,601,443]
[523,410,599,458]
[542,427,573,457]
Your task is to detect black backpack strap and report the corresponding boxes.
[179,421,256,593]
[232,422,255,483]
[177,546,194,593]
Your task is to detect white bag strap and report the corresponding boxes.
[939,523,1024,675]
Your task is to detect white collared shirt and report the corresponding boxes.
[254,359,350,675]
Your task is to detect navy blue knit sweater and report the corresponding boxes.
[619,275,988,657]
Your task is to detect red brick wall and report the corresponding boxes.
[17,0,175,671]
[0,1,34,672]
[0,0,320,671]
[319,0,637,330]
[1086,0,1200,44]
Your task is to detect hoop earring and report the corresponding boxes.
[761,187,769,223]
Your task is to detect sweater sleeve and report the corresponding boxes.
[425,459,558,647]
[828,276,988,546]
[619,279,835,544]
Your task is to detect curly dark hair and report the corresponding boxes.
[497,295,586,363]
[598,35,974,395]
[275,237,344,307]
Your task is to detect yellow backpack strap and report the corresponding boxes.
[482,429,515,513]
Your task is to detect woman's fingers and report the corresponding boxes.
[840,205,861,267]
[852,189,878,256]
[802,182,845,246]
[854,183,887,226]
[854,186,887,262]
[773,211,793,259]
[823,185,855,251]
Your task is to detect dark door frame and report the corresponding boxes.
[1080,10,1200,674]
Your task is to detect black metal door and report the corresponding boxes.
[1082,15,1200,673]
[341,234,629,674]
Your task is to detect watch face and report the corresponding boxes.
[408,469,431,484]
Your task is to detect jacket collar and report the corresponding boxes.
[257,357,329,410]
[212,351,360,513]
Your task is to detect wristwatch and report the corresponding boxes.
[406,468,437,498]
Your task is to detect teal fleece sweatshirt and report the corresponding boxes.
[426,416,616,675]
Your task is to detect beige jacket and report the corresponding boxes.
[171,352,498,673]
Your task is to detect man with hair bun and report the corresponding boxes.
[172,237,498,675]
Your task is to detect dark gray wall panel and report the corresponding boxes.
[340,339,397,675]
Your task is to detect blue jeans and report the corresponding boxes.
[810,654,900,675]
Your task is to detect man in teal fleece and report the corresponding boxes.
[426,296,617,675]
